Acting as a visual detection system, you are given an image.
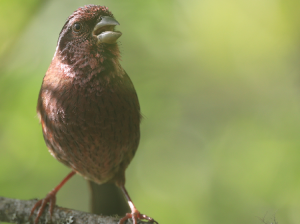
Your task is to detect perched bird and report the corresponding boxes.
[30,5,157,224]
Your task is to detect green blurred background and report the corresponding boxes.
[1,0,300,223]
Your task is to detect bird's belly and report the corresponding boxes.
[40,95,140,184]
[43,117,138,184]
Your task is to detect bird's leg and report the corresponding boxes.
[29,170,76,223]
[118,185,158,224]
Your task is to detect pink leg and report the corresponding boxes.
[29,171,76,223]
[118,185,158,224]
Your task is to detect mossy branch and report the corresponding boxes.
[0,196,139,224]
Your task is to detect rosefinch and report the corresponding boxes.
[30,5,157,224]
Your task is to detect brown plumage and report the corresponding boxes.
[30,5,157,224]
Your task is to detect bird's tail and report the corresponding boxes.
[88,181,130,216]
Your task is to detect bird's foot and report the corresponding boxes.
[118,210,158,224]
[29,171,75,223]
[29,189,57,224]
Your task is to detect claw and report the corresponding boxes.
[119,185,158,224]
[29,171,76,223]
[118,211,158,224]
[29,190,57,223]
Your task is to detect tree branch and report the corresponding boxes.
[0,196,135,224]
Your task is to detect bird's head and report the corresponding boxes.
[55,5,122,68]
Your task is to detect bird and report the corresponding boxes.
[30,5,158,224]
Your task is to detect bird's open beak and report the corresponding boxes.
[93,16,122,44]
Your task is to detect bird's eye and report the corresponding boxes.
[73,23,82,32]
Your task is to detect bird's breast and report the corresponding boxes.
[37,68,140,184]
